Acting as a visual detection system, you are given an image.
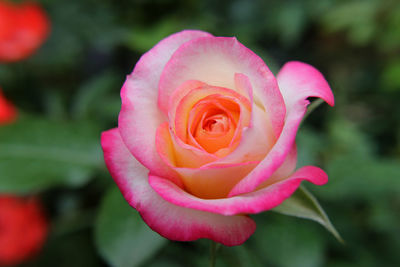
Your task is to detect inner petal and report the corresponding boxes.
[174,85,250,145]
[187,96,240,154]
[203,114,228,133]
[195,113,234,153]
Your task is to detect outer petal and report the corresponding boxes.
[277,61,334,107]
[118,30,212,180]
[149,165,327,216]
[228,61,334,197]
[101,128,256,246]
[158,36,286,137]
[256,145,297,189]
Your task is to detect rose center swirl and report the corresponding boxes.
[187,95,240,154]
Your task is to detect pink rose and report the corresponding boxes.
[101,30,334,246]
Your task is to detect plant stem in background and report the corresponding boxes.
[209,240,217,267]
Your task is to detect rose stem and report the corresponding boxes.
[209,240,218,267]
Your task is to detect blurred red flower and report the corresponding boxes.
[0,89,17,124]
[0,0,50,62]
[0,196,48,266]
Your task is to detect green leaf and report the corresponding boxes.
[0,116,102,194]
[95,186,167,267]
[272,185,343,243]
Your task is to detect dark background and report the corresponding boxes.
[1,0,400,266]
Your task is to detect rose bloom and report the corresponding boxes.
[101,30,334,246]
[0,196,48,266]
[0,89,17,124]
[0,0,50,62]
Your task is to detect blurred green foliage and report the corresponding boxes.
[1,0,400,266]
[95,187,166,267]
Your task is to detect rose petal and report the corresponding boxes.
[205,73,275,165]
[234,73,253,102]
[101,128,256,246]
[255,145,297,189]
[278,61,335,107]
[119,30,212,180]
[161,84,253,169]
[158,36,286,137]
[163,74,274,171]
[174,85,250,143]
[227,61,334,197]
[188,98,238,153]
[156,122,217,169]
[168,80,207,130]
[149,165,327,216]
[156,74,275,197]
[174,161,259,199]
[156,124,261,199]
